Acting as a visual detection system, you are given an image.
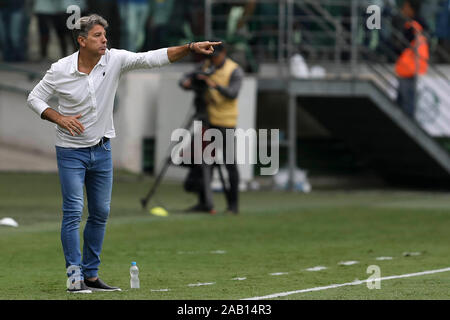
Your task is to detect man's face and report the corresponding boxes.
[79,24,107,56]
[401,2,414,18]
[210,51,226,67]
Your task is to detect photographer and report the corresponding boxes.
[180,42,244,214]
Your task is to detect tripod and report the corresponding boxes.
[140,106,231,211]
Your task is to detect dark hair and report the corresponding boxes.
[209,40,226,57]
[404,0,422,14]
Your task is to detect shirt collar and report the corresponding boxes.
[70,50,108,75]
[70,51,80,75]
[98,52,107,67]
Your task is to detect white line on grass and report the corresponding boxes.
[187,282,215,287]
[376,256,393,260]
[269,272,289,276]
[177,251,197,254]
[305,266,327,271]
[150,288,170,292]
[210,250,226,254]
[242,267,450,300]
[338,261,359,266]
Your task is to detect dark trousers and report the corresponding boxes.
[185,125,240,211]
[397,77,417,119]
[0,7,27,62]
[200,126,240,211]
[36,13,70,59]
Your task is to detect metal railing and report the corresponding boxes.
[204,0,450,190]
[205,0,450,123]
[205,0,449,71]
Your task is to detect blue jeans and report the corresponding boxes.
[56,140,113,279]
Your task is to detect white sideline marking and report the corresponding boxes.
[338,261,359,266]
[177,250,226,255]
[187,282,215,287]
[150,288,170,292]
[270,272,289,276]
[177,251,197,254]
[242,267,450,300]
[210,250,226,254]
[231,277,247,281]
[376,256,393,260]
[305,266,327,271]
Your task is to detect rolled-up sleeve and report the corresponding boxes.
[119,48,171,73]
[27,66,56,117]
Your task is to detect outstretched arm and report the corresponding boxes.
[119,41,222,72]
[167,41,222,63]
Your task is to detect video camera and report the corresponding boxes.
[188,65,216,117]
[190,65,216,93]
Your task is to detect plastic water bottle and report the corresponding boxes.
[130,262,140,289]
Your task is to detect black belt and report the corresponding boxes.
[94,137,109,147]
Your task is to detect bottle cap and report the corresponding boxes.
[131,261,136,266]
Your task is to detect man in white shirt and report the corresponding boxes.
[27,14,220,293]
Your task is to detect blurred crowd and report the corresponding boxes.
[359,0,450,63]
[0,0,205,63]
[0,0,449,68]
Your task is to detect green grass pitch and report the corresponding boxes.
[0,171,449,300]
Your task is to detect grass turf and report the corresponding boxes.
[0,171,449,300]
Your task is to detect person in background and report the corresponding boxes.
[394,0,429,119]
[180,43,244,214]
[34,0,72,61]
[0,0,28,62]
[145,0,175,50]
[117,0,149,52]
[87,0,120,49]
[183,0,205,39]
[436,0,450,61]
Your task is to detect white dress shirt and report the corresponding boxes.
[27,48,170,148]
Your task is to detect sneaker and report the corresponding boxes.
[67,280,92,294]
[84,278,122,292]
